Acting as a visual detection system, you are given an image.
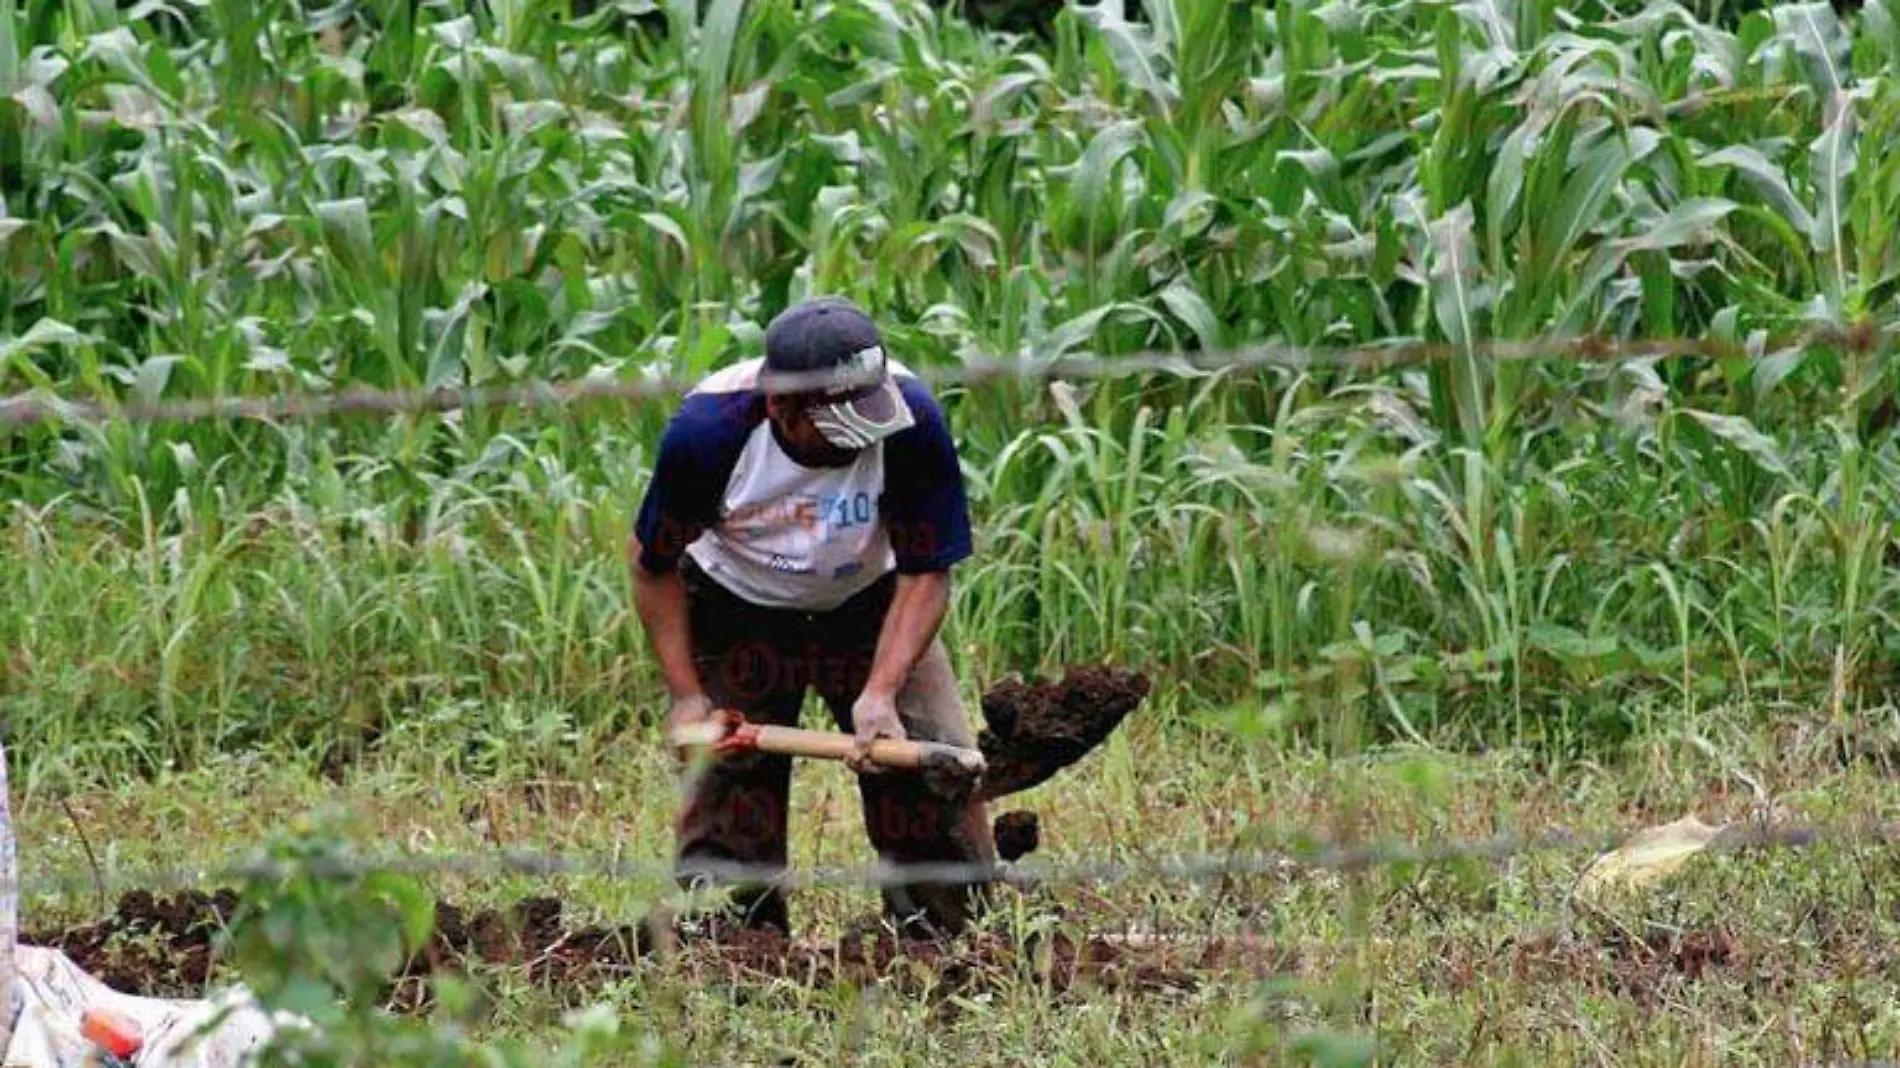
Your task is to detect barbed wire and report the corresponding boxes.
[9,809,1897,905]
[0,321,1880,430]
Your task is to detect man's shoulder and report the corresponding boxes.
[670,360,766,439]
[889,362,946,416]
[887,365,955,446]
[688,357,766,397]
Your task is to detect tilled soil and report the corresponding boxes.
[1434,925,1754,1008]
[977,665,1151,800]
[28,888,241,994]
[24,887,1267,1008]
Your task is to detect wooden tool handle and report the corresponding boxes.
[748,724,986,775]
[670,717,986,777]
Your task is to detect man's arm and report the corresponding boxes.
[628,534,708,706]
[868,379,973,704]
[628,394,748,741]
[846,569,950,768]
[848,378,973,766]
[862,569,952,702]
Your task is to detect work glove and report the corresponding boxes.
[848,690,906,774]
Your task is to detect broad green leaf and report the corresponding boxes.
[1682,409,1792,477]
[1037,303,1120,360]
[1534,125,1660,280]
[1699,144,1815,235]
[1528,622,1619,661]
[1484,112,1542,256]
[1158,277,1223,352]
[1867,0,1900,75]
[639,211,690,253]
[431,15,477,48]
[1771,2,1850,97]
[1426,200,1480,350]
[134,354,182,405]
[1808,92,1857,278]
[1072,1,1173,109]
[1625,196,1737,252]
[0,318,84,373]
[313,197,378,278]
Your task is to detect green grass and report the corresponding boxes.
[15,707,1900,1064]
[7,0,1900,1062]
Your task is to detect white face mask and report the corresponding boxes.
[793,347,915,449]
[808,378,914,448]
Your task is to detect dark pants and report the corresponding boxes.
[672,558,997,938]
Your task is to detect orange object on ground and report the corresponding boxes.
[82,1005,145,1058]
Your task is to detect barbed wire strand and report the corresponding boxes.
[8,810,1896,903]
[0,321,1881,429]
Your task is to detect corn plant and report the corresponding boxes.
[3,0,1900,783]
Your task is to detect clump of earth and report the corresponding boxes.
[875,662,1151,859]
[991,810,1041,862]
[976,664,1151,800]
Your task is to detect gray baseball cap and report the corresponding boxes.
[757,296,916,449]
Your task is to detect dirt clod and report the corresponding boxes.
[993,810,1041,861]
[977,665,1150,800]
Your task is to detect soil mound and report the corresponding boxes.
[30,889,239,994]
[977,665,1151,799]
[992,811,1041,862]
[420,894,657,990]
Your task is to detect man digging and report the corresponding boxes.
[628,295,999,940]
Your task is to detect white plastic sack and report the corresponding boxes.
[1,740,17,1055]
[0,741,304,1067]
[3,946,298,1067]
